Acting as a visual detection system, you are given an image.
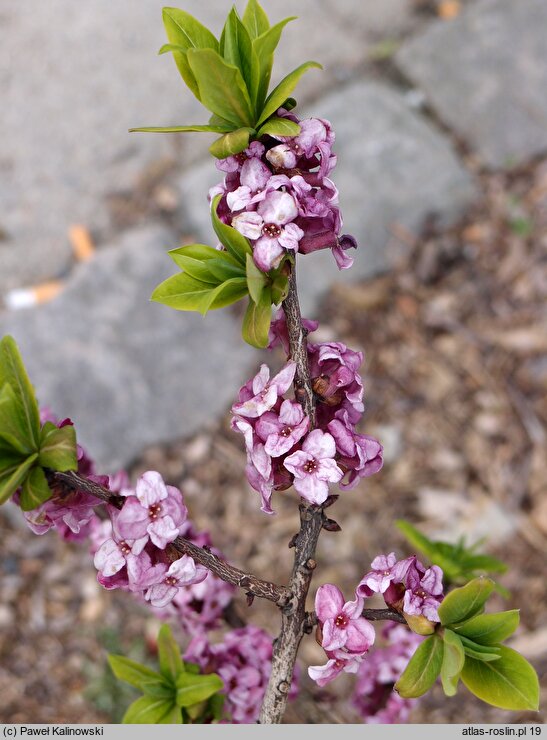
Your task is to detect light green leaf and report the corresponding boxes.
[129,124,233,134]
[152,273,247,315]
[441,629,465,697]
[175,672,223,708]
[0,452,38,505]
[221,9,257,103]
[395,635,444,699]
[187,48,254,127]
[158,625,184,683]
[168,255,222,285]
[39,424,77,472]
[122,695,181,724]
[162,8,219,100]
[257,117,301,138]
[170,244,239,266]
[461,646,539,711]
[209,127,254,159]
[257,61,321,126]
[253,18,297,111]
[458,634,502,662]
[19,465,52,512]
[438,577,495,626]
[108,655,165,691]
[0,383,35,455]
[241,290,272,349]
[453,610,520,645]
[246,254,268,304]
[206,259,246,282]
[211,194,253,265]
[0,336,40,450]
[242,0,270,39]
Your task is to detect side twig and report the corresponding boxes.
[52,470,290,606]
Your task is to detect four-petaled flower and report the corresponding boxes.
[315,584,375,654]
[283,429,343,505]
[256,399,310,457]
[145,555,208,608]
[232,361,296,418]
[115,471,187,551]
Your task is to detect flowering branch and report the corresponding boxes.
[52,470,291,606]
[259,264,325,724]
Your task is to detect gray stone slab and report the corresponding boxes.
[174,80,477,315]
[396,0,547,169]
[0,225,254,472]
[0,0,409,296]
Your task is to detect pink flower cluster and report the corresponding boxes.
[357,553,444,624]
[351,624,422,724]
[231,311,383,512]
[308,585,375,687]
[211,113,357,272]
[93,471,207,607]
[185,626,298,724]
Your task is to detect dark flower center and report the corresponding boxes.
[119,541,131,555]
[335,613,349,628]
[262,223,282,238]
[165,576,178,587]
[280,426,293,438]
[304,459,318,474]
[148,503,162,520]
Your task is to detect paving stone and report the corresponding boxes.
[174,80,477,315]
[396,0,547,168]
[0,225,254,472]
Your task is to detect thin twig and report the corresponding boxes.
[51,469,291,606]
[303,607,407,631]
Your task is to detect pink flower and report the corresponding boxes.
[226,158,272,211]
[283,429,343,505]
[145,555,208,608]
[115,471,187,551]
[308,654,363,688]
[232,191,303,271]
[356,553,398,597]
[256,399,309,457]
[315,584,375,654]
[93,538,165,592]
[232,361,296,418]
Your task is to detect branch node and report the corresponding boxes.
[304,558,317,571]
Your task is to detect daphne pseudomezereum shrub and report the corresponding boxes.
[0,0,539,725]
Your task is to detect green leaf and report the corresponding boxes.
[206,259,246,282]
[441,629,465,696]
[246,254,268,304]
[395,520,507,583]
[0,336,40,450]
[211,194,253,265]
[151,273,248,315]
[241,290,272,349]
[175,672,223,708]
[242,0,270,39]
[129,124,233,134]
[438,577,495,626]
[253,18,297,112]
[257,117,301,138]
[395,635,444,698]
[168,255,221,285]
[0,383,35,455]
[19,465,52,511]
[158,625,184,683]
[209,127,254,159]
[453,610,520,645]
[162,8,219,100]
[39,424,77,472]
[461,646,539,711]
[122,695,181,724]
[108,655,165,691]
[257,61,322,127]
[458,635,502,662]
[187,49,254,127]
[221,9,256,103]
[0,452,38,505]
